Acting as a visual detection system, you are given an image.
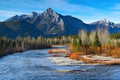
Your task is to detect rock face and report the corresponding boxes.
[0,20,42,38]
[1,8,120,38]
[90,19,120,33]
[2,8,90,38]
[30,8,90,35]
[5,12,38,22]
[31,8,65,34]
[90,19,117,28]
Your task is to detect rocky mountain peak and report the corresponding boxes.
[5,15,20,22]
[46,8,54,13]
[98,18,110,24]
[103,18,110,23]
[90,18,112,25]
[42,8,58,17]
[30,11,38,17]
[3,8,120,39]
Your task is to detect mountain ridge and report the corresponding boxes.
[0,8,120,38]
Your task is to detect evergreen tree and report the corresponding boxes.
[76,38,82,51]
[72,37,77,47]
[93,32,101,47]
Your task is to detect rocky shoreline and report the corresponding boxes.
[48,48,120,65]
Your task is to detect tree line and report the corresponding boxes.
[0,36,51,57]
[0,27,120,57]
[71,28,120,57]
[0,35,74,57]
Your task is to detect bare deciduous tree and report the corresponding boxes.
[79,30,90,45]
[97,27,110,44]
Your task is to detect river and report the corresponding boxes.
[0,46,120,80]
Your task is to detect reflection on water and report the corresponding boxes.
[0,46,120,80]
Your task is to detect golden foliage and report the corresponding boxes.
[69,52,86,60]
[71,44,120,58]
[48,49,67,54]
[69,52,95,63]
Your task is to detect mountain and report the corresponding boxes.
[90,19,117,28]
[0,22,17,38]
[90,19,120,33]
[3,8,91,38]
[30,8,65,35]
[0,20,42,38]
[0,8,120,38]
[30,8,90,35]
[5,12,38,22]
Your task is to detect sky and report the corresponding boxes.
[1,0,120,23]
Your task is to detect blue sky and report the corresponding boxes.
[1,0,120,23]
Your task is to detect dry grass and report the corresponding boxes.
[79,56,95,64]
[70,44,120,58]
[97,60,120,65]
[69,52,82,60]
[69,52,95,63]
[69,52,120,65]
[48,49,67,54]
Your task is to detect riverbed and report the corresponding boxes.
[0,46,120,80]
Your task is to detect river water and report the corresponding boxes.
[0,46,120,80]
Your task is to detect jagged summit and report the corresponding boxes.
[46,8,54,12]
[41,8,58,17]
[103,18,110,23]
[90,18,111,24]
[31,8,65,34]
[5,15,20,22]
[30,11,38,17]
[5,8,57,22]
[98,18,111,24]
[89,18,120,33]
[5,11,38,22]
[43,8,55,14]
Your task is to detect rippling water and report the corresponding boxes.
[0,46,120,80]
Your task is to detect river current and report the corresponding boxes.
[0,46,120,80]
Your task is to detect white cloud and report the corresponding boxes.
[1,0,120,23]
[0,10,28,21]
[110,4,120,10]
[0,0,103,22]
[0,10,27,17]
[14,0,102,15]
[108,3,120,15]
[42,0,102,14]
[111,11,120,15]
